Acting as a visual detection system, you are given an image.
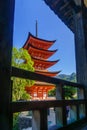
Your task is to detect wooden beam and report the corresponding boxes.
[12,67,85,88]
[11,99,87,113]
[59,2,69,11]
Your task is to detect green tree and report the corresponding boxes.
[11,47,35,101]
[48,86,77,99]
[48,88,56,96]
[64,86,77,99]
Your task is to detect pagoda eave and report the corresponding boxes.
[23,32,56,50]
[32,57,59,69]
[25,85,55,92]
[35,70,61,77]
[27,44,57,59]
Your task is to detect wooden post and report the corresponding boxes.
[77,88,85,99]
[73,0,87,91]
[40,109,48,130]
[79,104,86,119]
[32,109,48,130]
[56,84,64,100]
[0,0,15,130]
[32,110,40,130]
[77,87,86,119]
[56,84,67,127]
[73,0,87,118]
[69,105,77,123]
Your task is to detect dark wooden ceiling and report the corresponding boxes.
[44,0,87,33]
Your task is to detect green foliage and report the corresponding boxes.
[13,113,19,130]
[12,48,34,71]
[48,88,56,96]
[64,86,77,99]
[11,47,35,101]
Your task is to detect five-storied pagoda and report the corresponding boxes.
[23,25,60,100]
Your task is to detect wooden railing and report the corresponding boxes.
[10,67,87,130]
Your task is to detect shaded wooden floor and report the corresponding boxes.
[74,123,87,130]
[79,125,87,130]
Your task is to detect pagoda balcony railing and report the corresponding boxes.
[11,67,87,130]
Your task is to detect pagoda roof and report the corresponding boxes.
[35,70,61,77]
[32,57,59,69]
[44,0,82,32]
[25,83,55,92]
[23,32,56,50]
[27,44,57,59]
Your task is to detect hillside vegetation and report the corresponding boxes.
[57,72,76,82]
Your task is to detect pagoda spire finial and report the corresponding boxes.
[36,20,38,37]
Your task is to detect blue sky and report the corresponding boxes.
[13,0,76,75]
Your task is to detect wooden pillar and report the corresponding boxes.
[74,0,87,89]
[32,111,40,130]
[77,87,85,120]
[32,109,48,130]
[56,84,63,100]
[40,109,48,130]
[69,105,77,123]
[56,84,67,127]
[79,104,86,119]
[73,0,87,118]
[0,0,15,130]
[77,88,85,99]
